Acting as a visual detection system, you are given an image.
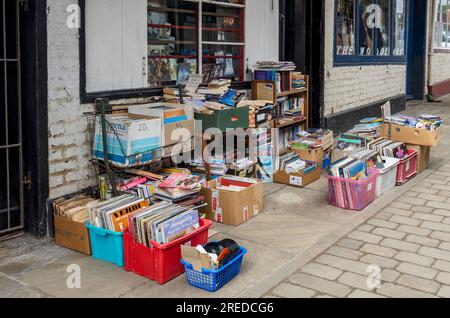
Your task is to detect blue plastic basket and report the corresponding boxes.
[87,223,124,267]
[180,247,247,292]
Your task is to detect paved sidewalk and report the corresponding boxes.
[263,104,450,298]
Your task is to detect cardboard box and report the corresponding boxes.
[381,123,443,147]
[200,177,264,226]
[292,147,324,166]
[406,144,431,173]
[54,215,91,255]
[320,131,335,150]
[195,106,250,132]
[93,114,161,167]
[129,103,195,147]
[273,166,322,188]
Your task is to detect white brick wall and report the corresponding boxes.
[323,0,406,116]
[430,52,450,85]
[47,0,95,199]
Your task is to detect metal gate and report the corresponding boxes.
[0,0,24,237]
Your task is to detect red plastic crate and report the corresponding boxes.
[124,219,212,285]
[396,149,418,185]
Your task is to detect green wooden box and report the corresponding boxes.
[195,106,250,132]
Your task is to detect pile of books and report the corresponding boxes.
[348,148,384,170]
[279,152,310,174]
[291,72,306,89]
[116,174,157,201]
[155,173,205,204]
[88,195,149,232]
[348,117,382,140]
[255,61,296,71]
[128,201,201,246]
[297,128,334,150]
[385,114,443,131]
[368,138,409,160]
[291,138,321,150]
[329,158,368,180]
[197,79,231,96]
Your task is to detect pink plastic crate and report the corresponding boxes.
[326,169,379,211]
[396,149,418,185]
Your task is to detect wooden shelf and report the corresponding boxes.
[148,24,196,30]
[275,117,307,129]
[202,0,245,8]
[276,87,307,97]
[148,6,197,15]
[148,39,196,45]
[202,41,245,46]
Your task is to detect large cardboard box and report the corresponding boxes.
[129,103,195,147]
[200,177,264,226]
[406,144,431,173]
[273,166,322,188]
[54,215,91,255]
[93,114,161,167]
[195,106,250,132]
[292,147,324,166]
[381,123,443,147]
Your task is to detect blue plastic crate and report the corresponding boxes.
[180,247,247,292]
[87,223,124,267]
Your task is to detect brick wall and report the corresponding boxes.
[47,0,95,199]
[430,52,450,85]
[323,0,406,116]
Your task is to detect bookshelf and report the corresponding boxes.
[252,74,309,156]
[147,0,246,87]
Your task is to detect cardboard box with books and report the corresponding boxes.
[381,114,444,147]
[273,152,321,188]
[200,176,264,226]
[53,195,100,255]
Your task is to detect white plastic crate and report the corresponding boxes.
[376,157,401,197]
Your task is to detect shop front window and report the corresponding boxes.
[336,0,356,55]
[335,0,407,65]
[147,0,246,88]
[435,0,450,49]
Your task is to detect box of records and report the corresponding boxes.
[53,195,100,255]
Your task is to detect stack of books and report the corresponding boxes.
[348,148,384,170]
[291,72,306,89]
[368,138,409,160]
[385,114,443,131]
[329,158,368,180]
[155,173,205,204]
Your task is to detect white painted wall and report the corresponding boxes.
[323,0,406,116]
[245,0,279,76]
[47,0,96,199]
[85,0,147,92]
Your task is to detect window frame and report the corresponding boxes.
[334,0,408,66]
[78,0,250,104]
[434,0,450,52]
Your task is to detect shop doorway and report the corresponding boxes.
[406,0,427,100]
[0,0,24,238]
[1,0,48,239]
[279,0,324,128]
